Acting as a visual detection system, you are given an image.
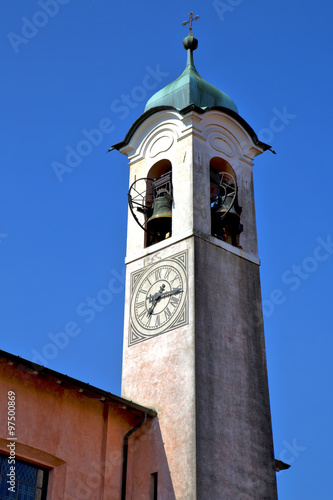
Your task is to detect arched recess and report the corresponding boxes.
[146,159,173,248]
[210,157,243,247]
[147,159,171,180]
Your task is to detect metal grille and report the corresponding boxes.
[0,455,48,500]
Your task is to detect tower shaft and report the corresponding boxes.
[116,107,277,498]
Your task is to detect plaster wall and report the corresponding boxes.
[128,417,176,499]
[194,237,277,499]
[0,361,172,499]
[122,236,197,500]
[121,234,276,499]
[123,109,263,261]
[121,107,276,499]
[188,111,261,256]
[124,110,192,258]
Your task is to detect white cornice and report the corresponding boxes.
[125,229,260,267]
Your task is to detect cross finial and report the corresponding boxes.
[182,12,200,36]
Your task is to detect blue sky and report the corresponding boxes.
[1,1,333,498]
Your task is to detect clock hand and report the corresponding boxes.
[158,287,182,299]
[148,287,182,307]
[148,302,157,315]
[148,284,166,304]
[147,285,182,315]
[147,284,166,315]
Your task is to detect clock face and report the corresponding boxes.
[129,251,188,346]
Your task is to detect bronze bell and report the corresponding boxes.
[213,195,240,223]
[211,195,242,245]
[147,195,172,242]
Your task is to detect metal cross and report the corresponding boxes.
[182,12,200,36]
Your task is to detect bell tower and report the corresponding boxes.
[110,24,278,500]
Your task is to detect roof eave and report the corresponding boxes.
[109,104,271,154]
[0,349,157,418]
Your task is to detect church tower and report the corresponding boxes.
[111,20,278,499]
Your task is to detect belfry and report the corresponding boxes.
[111,13,278,499]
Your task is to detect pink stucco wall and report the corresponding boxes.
[0,357,174,499]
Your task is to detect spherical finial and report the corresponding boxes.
[183,35,198,51]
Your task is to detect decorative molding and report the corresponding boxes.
[129,122,181,164]
[148,133,174,158]
[207,132,236,157]
[0,438,66,467]
[125,229,260,267]
[122,108,264,165]
[199,113,262,163]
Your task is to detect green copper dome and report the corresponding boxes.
[144,36,238,114]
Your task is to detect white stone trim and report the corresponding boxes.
[120,108,264,166]
[125,229,260,267]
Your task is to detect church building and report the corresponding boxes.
[0,17,280,499]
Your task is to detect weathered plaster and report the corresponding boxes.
[122,109,263,259]
[122,237,197,500]
[0,358,173,499]
[121,107,277,499]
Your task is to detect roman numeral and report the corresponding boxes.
[164,268,171,280]
[138,309,148,321]
[170,295,180,308]
[164,307,172,320]
[170,274,180,285]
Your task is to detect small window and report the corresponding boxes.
[0,454,48,500]
[150,472,158,500]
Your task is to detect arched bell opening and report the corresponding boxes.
[210,157,243,247]
[146,159,173,248]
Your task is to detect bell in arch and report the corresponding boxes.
[147,171,173,245]
[211,171,242,246]
[213,194,240,223]
[147,193,172,243]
